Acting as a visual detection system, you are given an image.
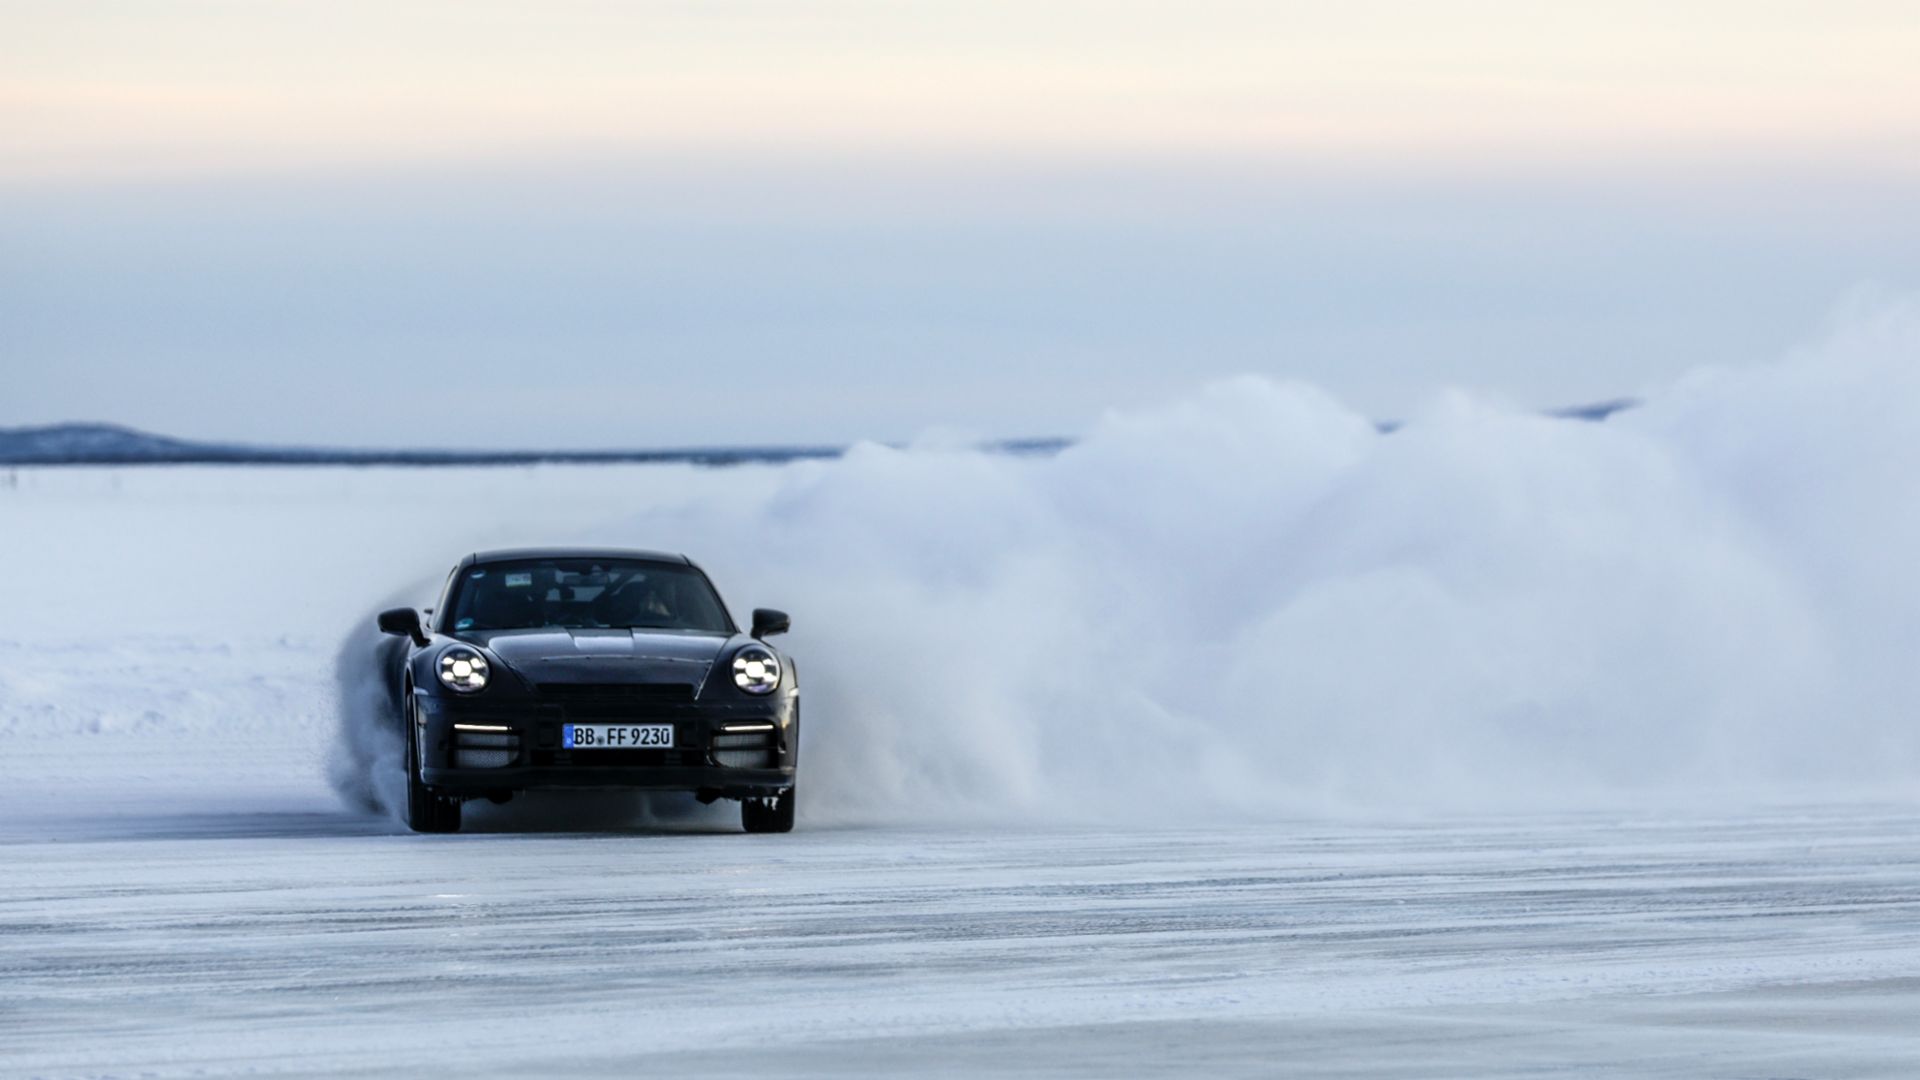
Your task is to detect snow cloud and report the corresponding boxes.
[333,298,1920,823]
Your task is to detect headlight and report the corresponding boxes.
[438,648,491,693]
[732,647,781,695]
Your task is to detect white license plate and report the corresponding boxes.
[563,723,674,749]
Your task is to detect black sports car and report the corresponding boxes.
[377,547,798,834]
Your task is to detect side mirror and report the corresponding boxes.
[378,607,430,646]
[751,608,791,639]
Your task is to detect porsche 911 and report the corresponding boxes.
[377,547,798,834]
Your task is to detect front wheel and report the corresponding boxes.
[741,787,795,834]
[404,702,462,834]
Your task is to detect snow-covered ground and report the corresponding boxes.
[6,309,1920,1075]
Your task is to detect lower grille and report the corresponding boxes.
[712,729,775,769]
[530,749,705,767]
[453,726,520,769]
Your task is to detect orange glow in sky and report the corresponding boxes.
[5,0,1917,183]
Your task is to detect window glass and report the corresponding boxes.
[449,559,731,633]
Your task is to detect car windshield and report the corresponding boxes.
[447,559,732,633]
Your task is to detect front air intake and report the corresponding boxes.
[711,726,775,769]
[453,725,520,769]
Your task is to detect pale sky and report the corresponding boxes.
[4,1,1918,447]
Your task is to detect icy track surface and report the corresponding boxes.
[6,801,1920,1077]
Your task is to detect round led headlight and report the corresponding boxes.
[732,647,781,695]
[438,648,490,693]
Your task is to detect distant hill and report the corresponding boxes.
[1548,398,1638,423]
[0,423,211,464]
[0,402,1636,467]
[0,422,1065,467]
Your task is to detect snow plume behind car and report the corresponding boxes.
[328,608,412,819]
[329,296,1920,825]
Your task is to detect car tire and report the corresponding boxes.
[404,702,462,834]
[741,787,795,834]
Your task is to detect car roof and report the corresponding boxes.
[463,546,691,567]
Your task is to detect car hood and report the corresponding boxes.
[462,627,731,689]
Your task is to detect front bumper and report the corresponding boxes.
[423,763,794,798]
[414,684,798,798]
